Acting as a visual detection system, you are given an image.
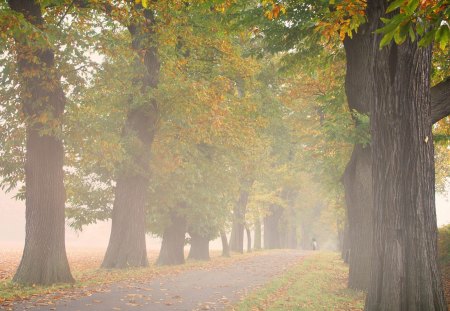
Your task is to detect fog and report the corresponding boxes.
[1,187,448,251]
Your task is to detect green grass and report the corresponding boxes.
[234,252,365,311]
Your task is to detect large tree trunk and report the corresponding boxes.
[102,10,159,268]
[220,230,230,257]
[101,171,150,268]
[188,232,210,261]
[342,145,373,290]
[264,205,283,249]
[365,1,447,309]
[9,0,73,285]
[342,24,374,291]
[230,179,253,253]
[254,219,262,250]
[157,214,186,266]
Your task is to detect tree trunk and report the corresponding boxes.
[264,205,283,249]
[220,230,230,257]
[101,172,150,268]
[8,0,73,285]
[287,223,298,249]
[342,144,373,290]
[102,10,159,268]
[299,221,312,250]
[341,221,350,264]
[229,206,245,253]
[342,22,374,290]
[254,219,262,250]
[230,179,253,253]
[245,224,252,253]
[188,232,210,261]
[156,214,186,266]
[431,78,450,124]
[365,1,447,309]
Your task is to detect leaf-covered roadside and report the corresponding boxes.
[0,249,261,308]
[234,252,366,311]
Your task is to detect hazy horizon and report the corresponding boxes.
[1,187,448,251]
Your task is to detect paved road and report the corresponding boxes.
[7,250,307,311]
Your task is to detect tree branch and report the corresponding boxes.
[431,77,450,124]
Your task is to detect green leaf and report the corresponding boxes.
[394,28,407,44]
[437,26,449,50]
[380,31,395,48]
[418,29,436,47]
[386,0,404,13]
[405,0,420,15]
[408,26,416,42]
[376,14,406,34]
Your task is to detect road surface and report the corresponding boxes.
[7,250,307,311]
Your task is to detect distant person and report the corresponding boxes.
[312,238,318,251]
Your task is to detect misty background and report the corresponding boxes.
[1,186,448,251]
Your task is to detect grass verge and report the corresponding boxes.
[233,252,365,311]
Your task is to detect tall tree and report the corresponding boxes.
[230,178,254,253]
[6,0,73,285]
[101,5,159,269]
[364,0,447,308]
[341,23,374,290]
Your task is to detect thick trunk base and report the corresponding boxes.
[220,230,230,257]
[102,175,149,269]
[229,220,244,253]
[188,233,210,261]
[156,215,186,266]
[13,133,73,286]
[264,205,282,249]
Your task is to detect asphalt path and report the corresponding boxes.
[8,250,308,311]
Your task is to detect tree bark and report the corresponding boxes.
[342,144,373,290]
[101,171,150,268]
[8,0,73,285]
[264,205,283,249]
[343,22,448,292]
[431,78,450,124]
[102,9,159,268]
[342,23,374,291]
[365,1,447,309]
[245,224,252,253]
[230,179,253,253]
[254,219,262,250]
[299,219,313,250]
[220,230,230,257]
[188,232,210,261]
[156,214,186,266]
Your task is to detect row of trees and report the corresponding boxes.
[1,0,347,282]
[1,0,449,310]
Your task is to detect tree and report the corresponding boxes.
[229,178,254,253]
[99,3,160,269]
[318,0,449,291]
[364,0,447,308]
[3,0,74,285]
